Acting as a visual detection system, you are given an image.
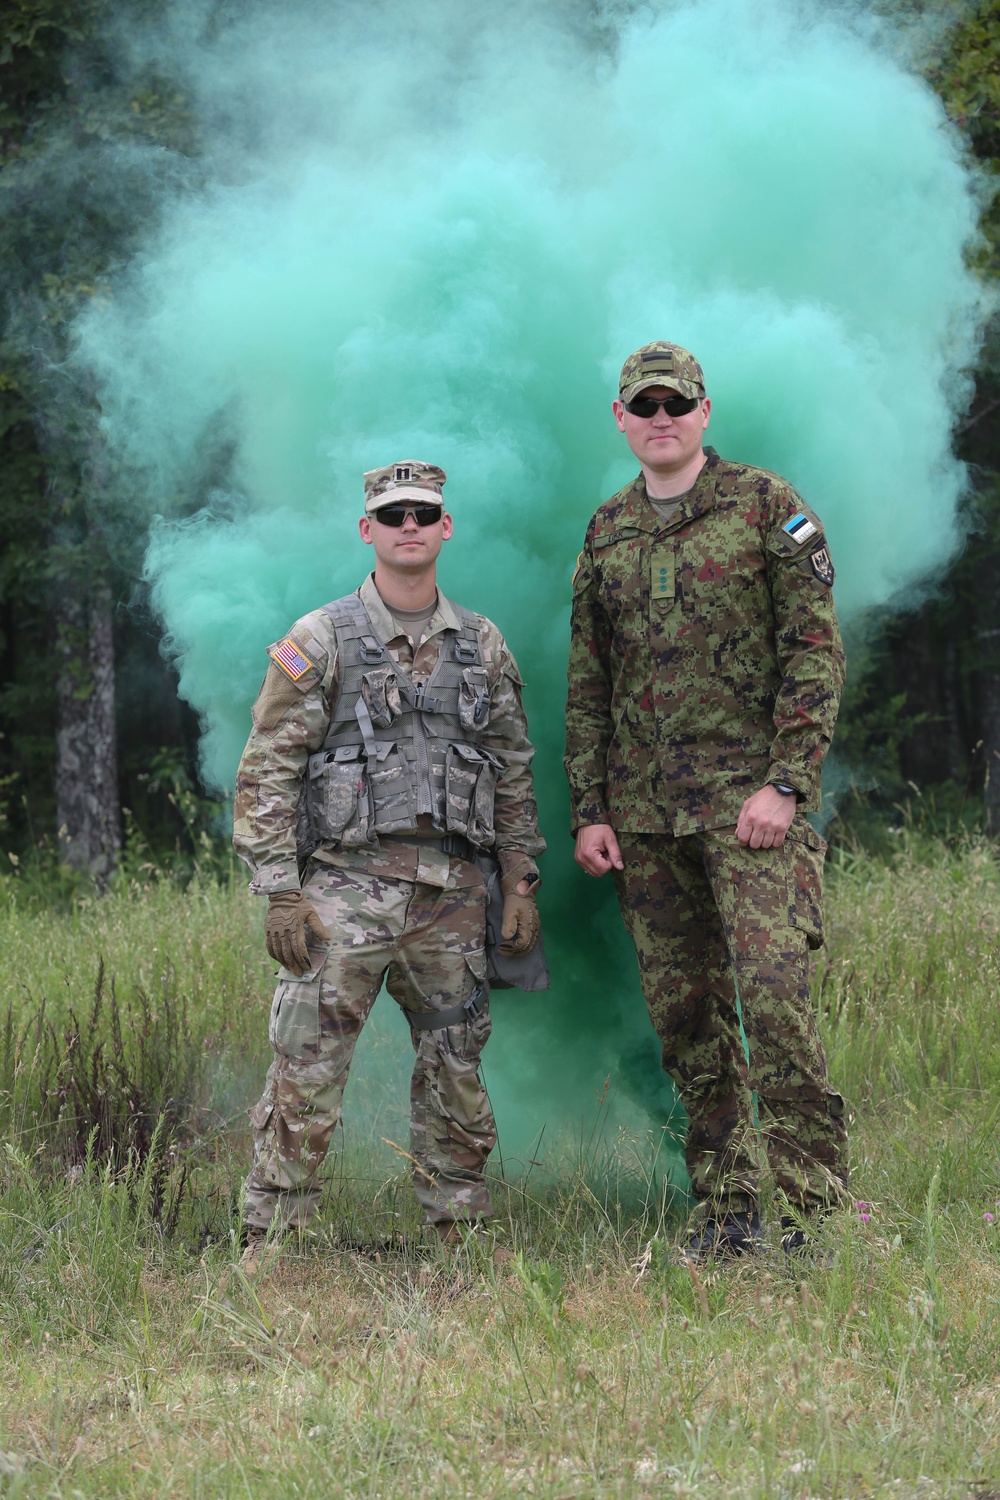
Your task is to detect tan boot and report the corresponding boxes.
[432,1220,513,1265]
[240,1226,279,1275]
[433,1220,464,1247]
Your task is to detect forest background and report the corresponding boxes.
[0,0,999,878]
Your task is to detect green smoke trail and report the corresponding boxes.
[74,0,984,1175]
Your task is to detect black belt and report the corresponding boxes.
[377,833,477,861]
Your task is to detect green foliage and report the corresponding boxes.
[925,1,1000,158]
[0,0,203,862]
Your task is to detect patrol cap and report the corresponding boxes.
[619,341,706,402]
[363,460,447,514]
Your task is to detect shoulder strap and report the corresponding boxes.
[320,594,386,665]
[449,602,484,666]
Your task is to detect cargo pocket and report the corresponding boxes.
[786,822,828,949]
[268,976,321,1059]
[369,742,416,833]
[460,951,491,1061]
[249,1098,274,1134]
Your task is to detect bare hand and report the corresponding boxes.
[735,786,797,849]
[574,823,625,877]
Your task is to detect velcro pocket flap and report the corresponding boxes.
[453,743,485,763]
[333,745,363,763]
[786,820,828,855]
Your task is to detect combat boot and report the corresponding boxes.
[679,1209,762,1265]
[430,1219,513,1265]
[780,1214,833,1266]
[239,1225,280,1275]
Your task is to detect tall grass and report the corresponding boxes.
[0,838,997,1497]
[821,837,1000,1104]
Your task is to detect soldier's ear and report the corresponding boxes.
[441,512,454,540]
[700,397,711,428]
[359,517,374,545]
[612,399,627,433]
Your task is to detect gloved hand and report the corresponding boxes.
[498,857,541,957]
[265,890,331,976]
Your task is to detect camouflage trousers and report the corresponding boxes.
[614,825,848,1215]
[244,865,494,1230]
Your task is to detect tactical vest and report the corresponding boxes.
[297,594,499,856]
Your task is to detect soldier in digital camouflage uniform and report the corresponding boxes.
[234,460,544,1264]
[565,342,848,1261]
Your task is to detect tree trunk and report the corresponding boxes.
[980,643,1000,836]
[943,636,965,786]
[55,577,121,881]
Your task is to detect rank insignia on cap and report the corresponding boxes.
[783,512,818,546]
[394,464,413,482]
[270,637,314,681]
[810,546,835,587]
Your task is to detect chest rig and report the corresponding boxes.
[297,594,499,857]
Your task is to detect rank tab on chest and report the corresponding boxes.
[650,544,675,607]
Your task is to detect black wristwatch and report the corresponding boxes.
[773,783,798,798]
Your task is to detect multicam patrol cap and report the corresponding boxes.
[619,342,707,403]
[363,460,447,514]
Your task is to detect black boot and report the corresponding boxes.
[780,1213,833,1264]
[679,1209,762,1265]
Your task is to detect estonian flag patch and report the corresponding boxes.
[783,512,818,546]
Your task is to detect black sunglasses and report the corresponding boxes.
[624,394,700,418]
[373,504,443,527]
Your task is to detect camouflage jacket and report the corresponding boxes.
[235,574,545,893]
[564,448,845,835]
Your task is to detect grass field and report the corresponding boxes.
[0,836,998,1498]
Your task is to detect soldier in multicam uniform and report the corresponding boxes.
[565,342,849,1262]
[234,460,545,1266]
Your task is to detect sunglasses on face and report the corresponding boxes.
[624,394,701,418]
[373,504,443,527]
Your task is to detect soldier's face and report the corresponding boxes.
[359,505,453,569]
[612,385,711,475]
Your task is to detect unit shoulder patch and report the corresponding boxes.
[268,636,315,681]
[809,545,835,587]
[572,551,584,588]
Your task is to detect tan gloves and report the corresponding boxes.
[265,890,331,976]
[498,853,542,956]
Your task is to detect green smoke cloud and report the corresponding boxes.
[74,0,984,1174]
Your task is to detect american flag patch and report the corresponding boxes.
[269,637,313,681]
[783,512,817,545]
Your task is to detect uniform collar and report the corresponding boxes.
[626,447,721,534]
[358,572,464,641]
